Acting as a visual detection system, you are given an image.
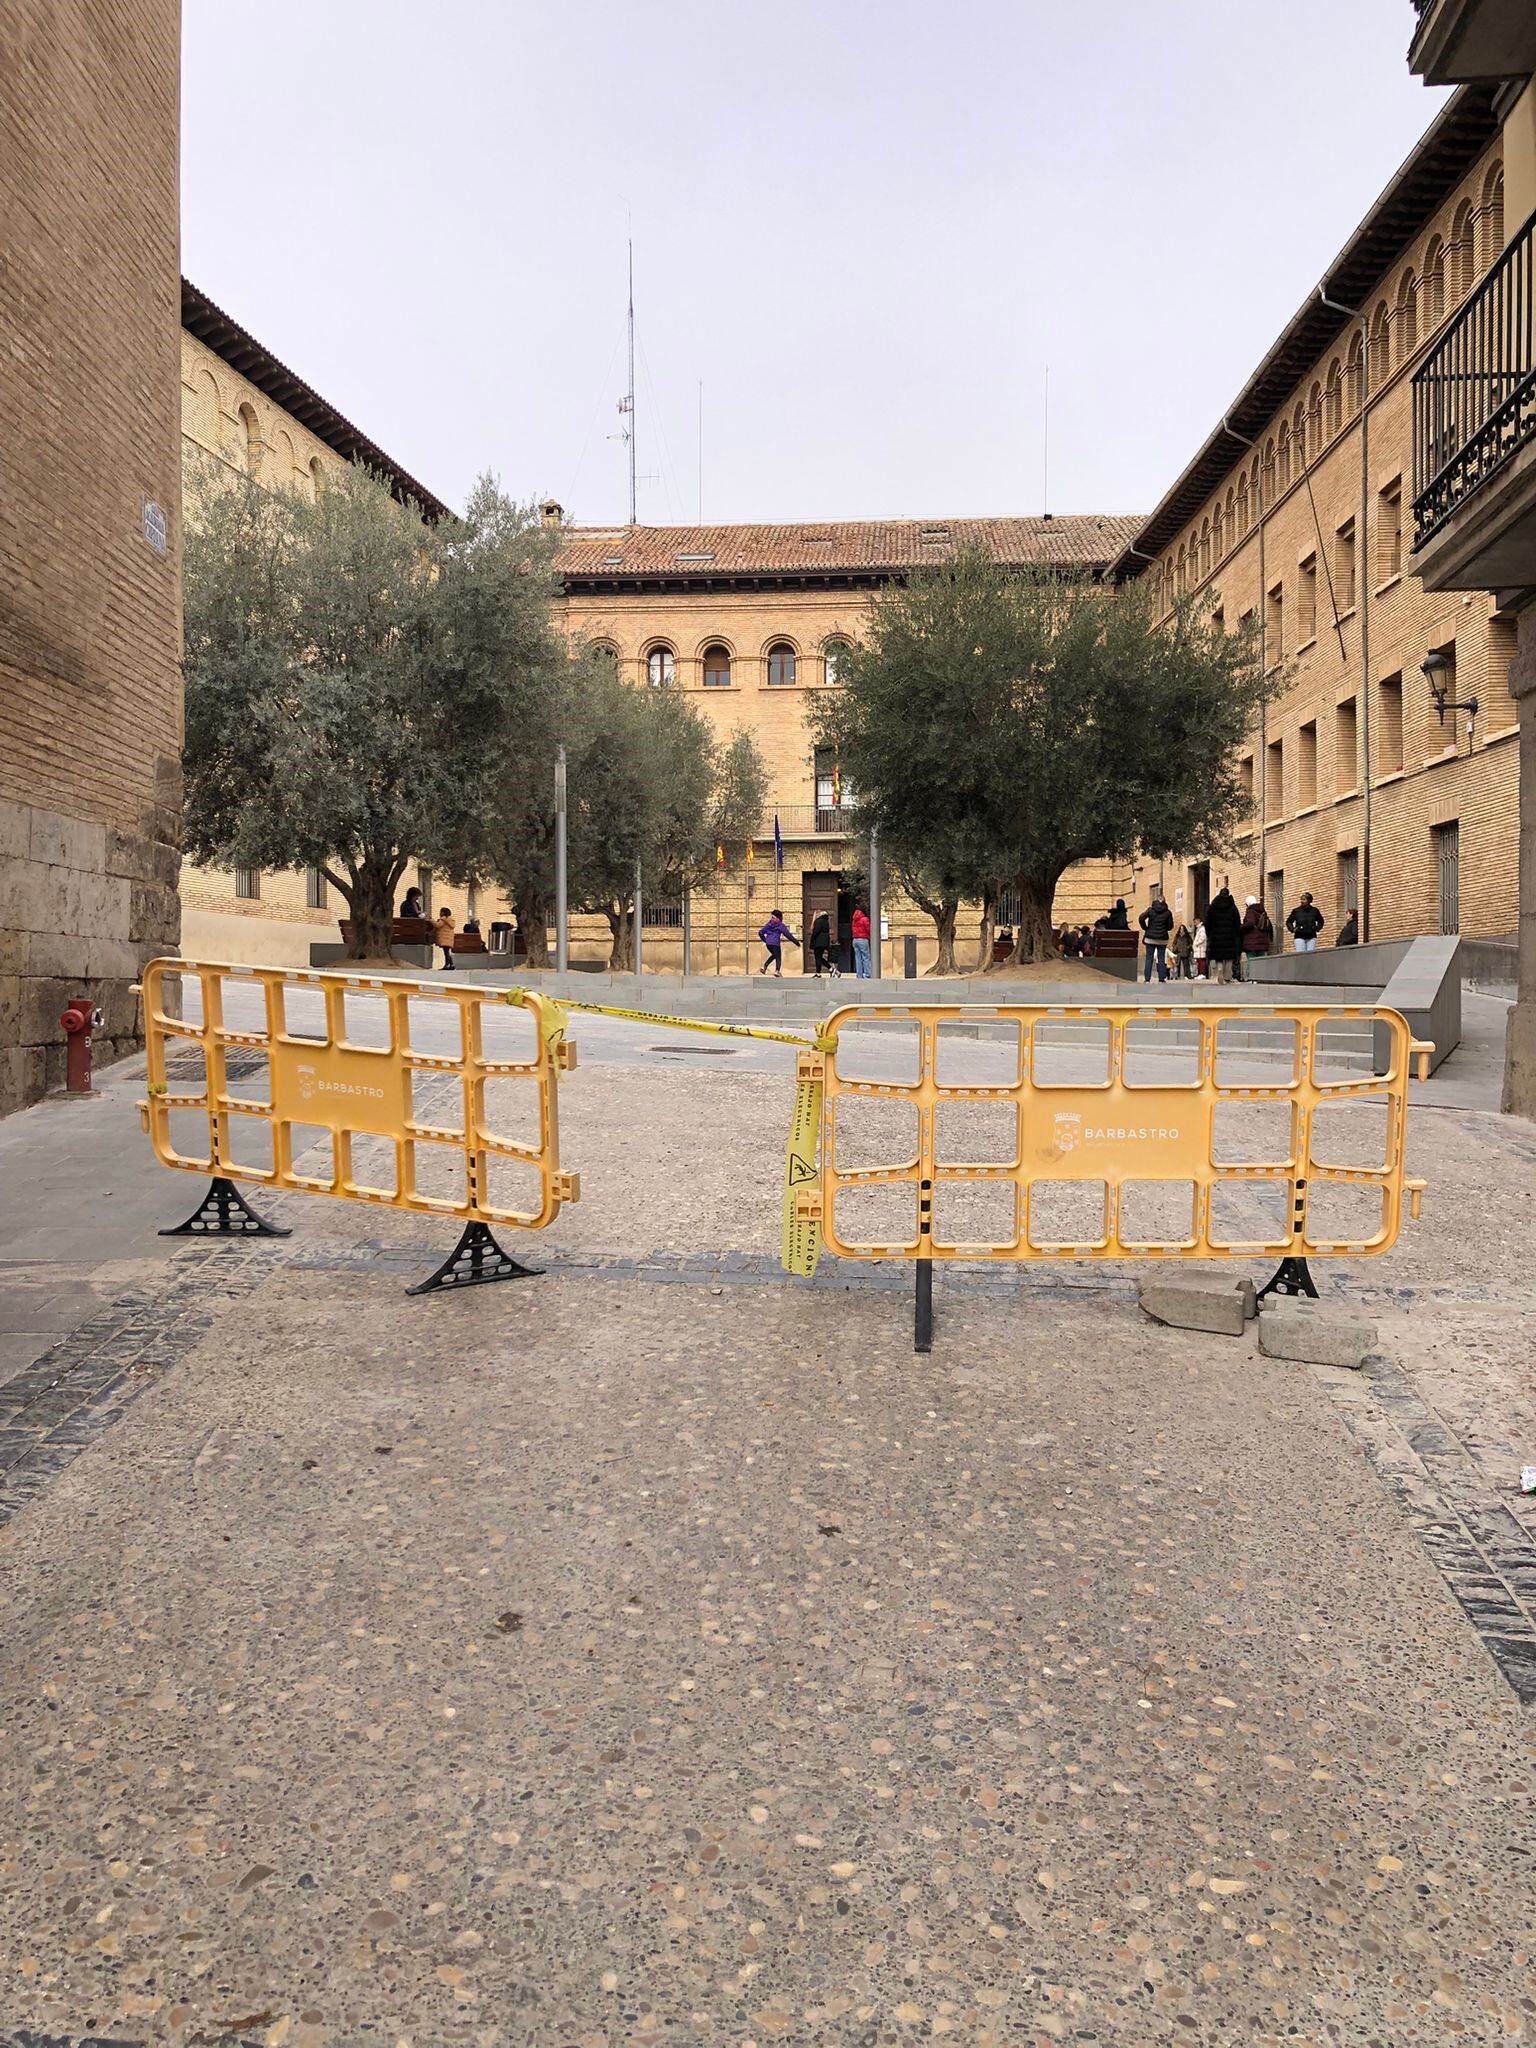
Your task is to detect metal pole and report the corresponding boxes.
[633,855,643,978]
[554,745,568,973]
[914,1259,933,1353]
[682,883,691,978]
[868,826,882,982]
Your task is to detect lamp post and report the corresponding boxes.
[868,825,882,982]
[633,855,643,978]
[554,745,568,973]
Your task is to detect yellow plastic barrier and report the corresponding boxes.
[783,1001,1431,1347]
[138,959,577,1291]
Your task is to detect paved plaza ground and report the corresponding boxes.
[1,983,1534,2047]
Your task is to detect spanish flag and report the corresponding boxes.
[715,842,725,868]
[745,839,756,866]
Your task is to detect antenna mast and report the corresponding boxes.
[625,241,637,525]
[1042,363,1050,516]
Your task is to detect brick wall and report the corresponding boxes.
[0,0,182,1113]
[1132,136,1518,954]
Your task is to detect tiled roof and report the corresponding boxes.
[556,514,1142,581]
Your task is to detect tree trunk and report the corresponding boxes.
[923,897,959,976]
[607,902,634,972]
[342,857,398,960]
[1012,873,1065,965]
[976,889,996,972]
[515,886,551,969]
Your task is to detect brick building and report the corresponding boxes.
[1113,87,1519,960]
[1,0,182,1115]
[554,513,1139,971]
[176,282,451,966]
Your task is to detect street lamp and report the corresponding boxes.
[1421,649,1478,730]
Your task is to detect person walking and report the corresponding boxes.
[1170,921,1193,980]
[1286,891,1326,953]
[1191,917,1209,979]
[809,908,837,978]
[758,907,799,978]
[1204,885,1242,985]
[434,906,457,970]
[1240,895,1274,979]
[1137,890,1175,982]
[851,903,872,978]
[1336,906,1360,946]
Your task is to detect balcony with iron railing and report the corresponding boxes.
[1412,206,1536,589]
[759,803,855,839]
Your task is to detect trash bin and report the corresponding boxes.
[903,935,917,978]
[489,921,512,952]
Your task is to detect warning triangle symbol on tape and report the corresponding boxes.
[788,1152,818,1186]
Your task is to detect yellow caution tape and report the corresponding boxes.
[780,1068,823,1278]
[501,987,829,1052]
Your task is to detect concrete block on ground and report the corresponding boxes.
[1257,1302,1376,1370]
[1138,1277,1250,1336]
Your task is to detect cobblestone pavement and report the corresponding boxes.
[1,1010,1534,2046]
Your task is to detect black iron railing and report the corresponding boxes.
[761,804,853,838]
[1413,207,1536,547]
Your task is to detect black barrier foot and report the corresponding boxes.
[1256,1255,1319,1303]
[160,1175,291,1238]
[407,1221,541,1296]
[914,1259,934,1354]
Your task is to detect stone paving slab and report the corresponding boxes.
[1,1265,1535,2047]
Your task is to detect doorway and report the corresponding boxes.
[801,871,855,973]
[1189,861,1210,919]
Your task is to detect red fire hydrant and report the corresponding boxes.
[60,996,102,1094]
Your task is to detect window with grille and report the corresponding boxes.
[1335,698,1359,795]
[1335,519,1356,613]
[234,868,260,900]
[1433,822,1459,935]
[1377,674,1404,775]
[305,867,327,910]
[1337,848,1359,914]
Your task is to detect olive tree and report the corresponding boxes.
[812,552,1269,964]
[182,463,563,958]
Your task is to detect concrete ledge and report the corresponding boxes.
[1257,1302,1376,1370]
[1247,935,1461,1074]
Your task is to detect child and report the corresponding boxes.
[758,908,799,977]
[1191,918,1208,978]
[1170,921,1193,979]
[434,906,456,970]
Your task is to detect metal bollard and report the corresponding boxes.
[903,935,917,978]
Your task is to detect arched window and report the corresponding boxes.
[1422,238,1445,331]
[1368,303,1390,389]
[1212,502,1224,562]
[309,456,327,496]
[1197,518,1210,578]
[1224,487,1236,546]
[588,641,619,672]
[1173,545,1186,598]
[766,641,797,687]
[237,401,263,475]
[1481,164,1504,269]
[192,367,221,450]
[1306,385,1322,463]
[1261,440,1276,509]
[1323,360,1342,440]
[1236,473,1250,536]
[1277,423,1291,491]
[274,429,297,490]
[702,642,732,688]
[1293,400,1307,470]
[1449,200,1476,299]
[645,645,675,688]
[1346,331,1364,413]
[823,640,850,685]
[1396,269,1418,363]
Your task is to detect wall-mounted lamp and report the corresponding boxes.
[1421,649,1477,729]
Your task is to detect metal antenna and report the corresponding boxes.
[1042,363,1050,516]
[697,379,703,524]
[626,240,637,524]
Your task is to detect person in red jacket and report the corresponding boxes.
[851,903,872,978]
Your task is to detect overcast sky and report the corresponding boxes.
[182,0,1443,528]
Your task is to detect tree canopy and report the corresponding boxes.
[182,464,565,957]
[810,551,1270,962]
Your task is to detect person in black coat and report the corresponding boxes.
[1137,892,1175,983]
[1101,898,1130,930]
[809,909,834,978]
[1336,908,1359,946]
[1203,886,1243,984]
[1285,892,1326,953]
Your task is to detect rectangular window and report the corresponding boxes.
[234,868,259,901]
[305,866,327,910]
[1239,753,1255,811]
[1376,479,1402,585]
[1211,606,1225,637]
[1335,518,1357,612]
[1337,848,1359,914]
[1266,583,1284,665]
[1298,554,1317,645]
[1266,736,1284,816]
[1376,672,1404,775]
[1487,615,1518,727]
[1335,697,1359,794]
[1297,720,1318,808]
[1433,820,1460,934]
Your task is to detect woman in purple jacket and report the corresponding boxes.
[757,909,799,978]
